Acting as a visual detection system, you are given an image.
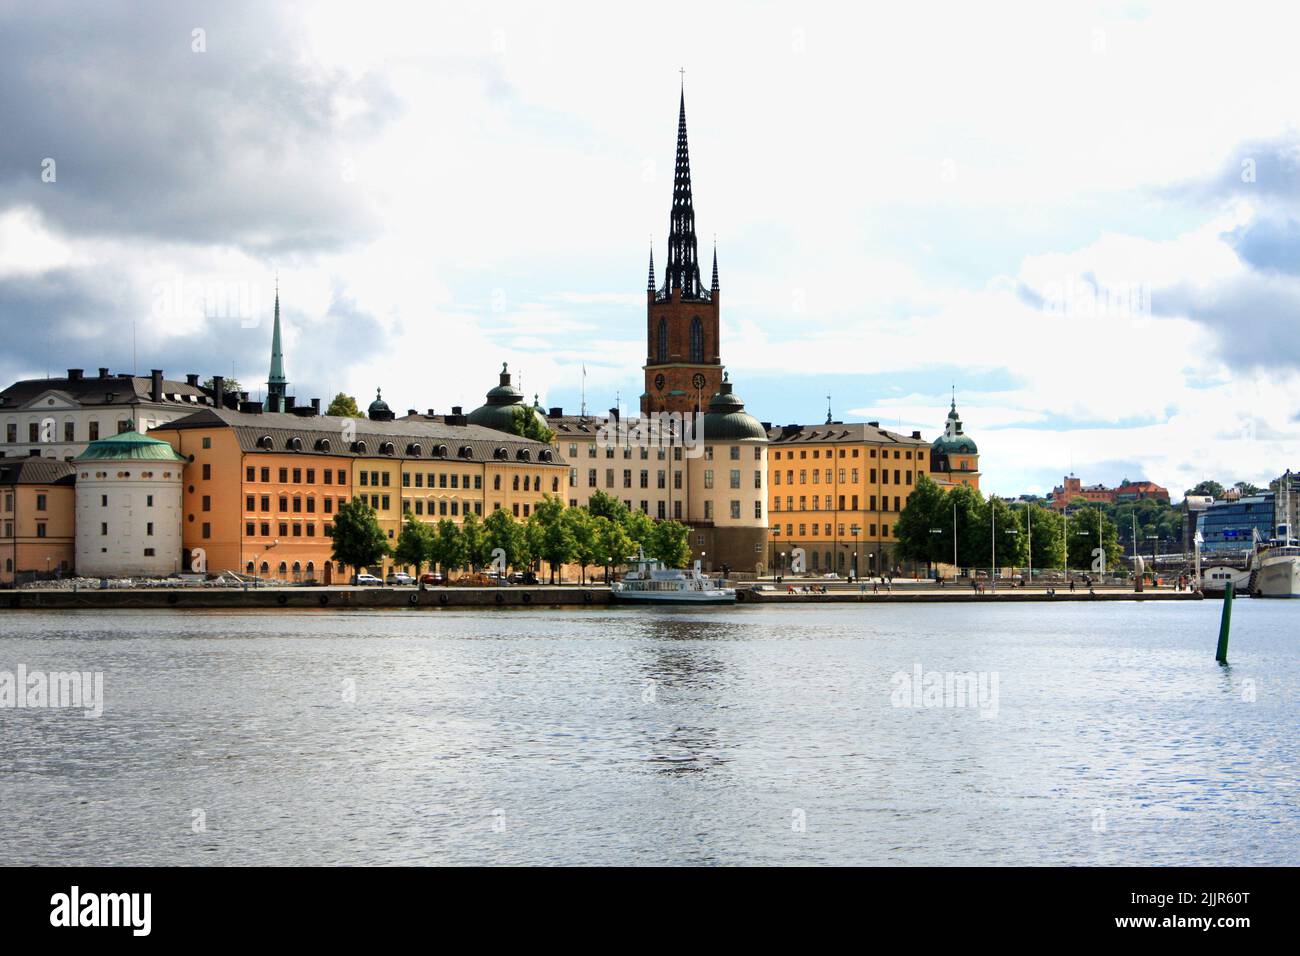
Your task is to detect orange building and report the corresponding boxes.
[768,421,933,578]
[150,407,565,582]
[929,398,980,490]
[1,458,76,585]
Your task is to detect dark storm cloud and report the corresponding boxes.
[0,0,401,252]
[0,266,388,403]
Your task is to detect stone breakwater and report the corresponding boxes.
[0,585,1201,610]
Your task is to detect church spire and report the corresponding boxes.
[711,241,719,293]
[664,81,704,299]
[267,276,288,412]
[647,244,656,292]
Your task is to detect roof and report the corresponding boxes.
[75,430,188,462]
[150,407,566,465]
[769,422,930,447]
[701,377,766,441]
[0,371,213,410]
[0,458,76,486]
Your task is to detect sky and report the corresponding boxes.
[2,0,1299,498]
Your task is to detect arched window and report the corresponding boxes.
[689,317,703,363]
[657,317,668,363]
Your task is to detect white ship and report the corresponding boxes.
[1248,472,1300,598]
[610,551,736,604]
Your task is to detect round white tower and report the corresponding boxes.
[74,430,186,578]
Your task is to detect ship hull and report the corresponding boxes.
[1255,555,1300,597]
[610,589,736,605]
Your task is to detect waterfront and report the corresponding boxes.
[0,603,1295,866]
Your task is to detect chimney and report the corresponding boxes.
[98,367,110,379]
[311,398,321,416]
[868,421,880,428]
[284,395,296,411]
[451,405,463,416]
[911,430,922,439]
[239,400,263,414]
[150,369,163,402]
[426,408,436,417]
[781,423,800,438]
[211,375,225,409]
[445,413,467,427]
[549,406,563,418]
[407,408,417,417]
[67,368,84,381]
[186,373,199,387]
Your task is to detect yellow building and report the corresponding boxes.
[1,458,76,585]
[151,406,565,582]
[767,421,932,579]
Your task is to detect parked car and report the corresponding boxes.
[508,570,539,585]
[387,571,414,586]
[823,572,840,579]
[352,573,382,586]
[419,572,444,585]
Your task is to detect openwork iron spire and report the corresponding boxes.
[663,87,705,300]
[711,242,719,292]
[267,277,288,412]
[647,245,656,292]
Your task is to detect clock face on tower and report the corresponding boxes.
[654,373,665,390]
[692,373,707,390]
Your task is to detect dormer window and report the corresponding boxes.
[407,442,422,457]
[380,441,395,456]
[458,446,473,459]
[539,450,553,462]
[286,437,303,451]
[435,443,448,458]
[353,440,367,455]
[316,438,331,452]
[494,448,508,460]
[257,435,273,449]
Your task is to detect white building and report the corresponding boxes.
[1,368,218,462]
[74,431,186,577]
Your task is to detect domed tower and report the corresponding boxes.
[75,430,186,577]
[367,388,395,422]
[930,393,980,489]
[467,363,547,434]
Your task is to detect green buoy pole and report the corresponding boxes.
[1215,580,1233,664]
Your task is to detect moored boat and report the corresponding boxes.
[610,551,735,604]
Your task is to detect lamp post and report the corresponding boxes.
[929,526,943,581]
[850,524,860,581]
[1146,534,1159,581]
[771,526,781,582]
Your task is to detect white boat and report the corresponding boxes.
[1248,474,1300,597]
[1200,565,1251,597]
[610,551,736,604]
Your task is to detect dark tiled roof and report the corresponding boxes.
[152,408,566,466]
[767,422,930,446]
[0,373,213,409]
[0,458,76,486]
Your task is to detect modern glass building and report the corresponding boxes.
[1196,493,1275,553]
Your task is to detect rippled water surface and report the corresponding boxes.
[0,602,1296,865]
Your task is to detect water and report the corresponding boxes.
[0,602,1295,866]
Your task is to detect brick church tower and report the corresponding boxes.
[641,85,723,415]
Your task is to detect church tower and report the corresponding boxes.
[642,83,723,415]
[267,281,288,413]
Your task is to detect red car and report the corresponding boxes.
[419,573,444,585]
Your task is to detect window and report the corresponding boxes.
[704,500,713,520]
[730,500,741,519]
[88,421,99,441]
[202,495,211,512]
[623,469,632,489]
[28,423,38,442]
[730,469,740,489]
[5,424,14,443]
[35,523,46,538]
[704,469,714,489]
[202,436,211,449]
[35,493,47,511]
[689,317,704,362]
[64,421,74,441]
[657,317,669,363]
[279,468,289,483]
[640,469,649,488]
[202,522,211,539]
[202,463,211,480]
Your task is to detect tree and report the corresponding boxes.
[970,496,1027,573]
[430,519,465,575]
[326,392,364,418]
[894,474,948,570]
[1234,481,1261,496]
[202,376,243,396]
[647,520,691,568]
[1020,504,1065,573]
[945,483,985,571]
[1186,480,1225,499]
[330,497,390,577]
[587,490,628,523]
[507,405,556,444]
[484,507,528,571]
[565,508,599,583]
[460,510,488,571]
[621,508,655,554]
[1066,506,1122,574]
[594,516,633,580]
[393,512,433,575]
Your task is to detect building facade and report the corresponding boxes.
[929,398,980,489]
[0,368,216,462]
[150,407,566,581]
[768,421,933,578]
[0,458,76,585]
[74,431,187,577]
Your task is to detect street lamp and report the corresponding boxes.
[850,524,860,581]
[771,525,781,582]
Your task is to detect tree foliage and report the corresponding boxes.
[507,405,556,444]
[394,512,433,574]
[325,392,364,418]
[330,497,390,575]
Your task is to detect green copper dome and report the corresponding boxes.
[468,363,546,433]
[932,399,977,454]
[75,430,187,462]
[701,373,767,442]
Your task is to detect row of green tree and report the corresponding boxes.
[330,490,691,583]
[895,475,1126,573]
